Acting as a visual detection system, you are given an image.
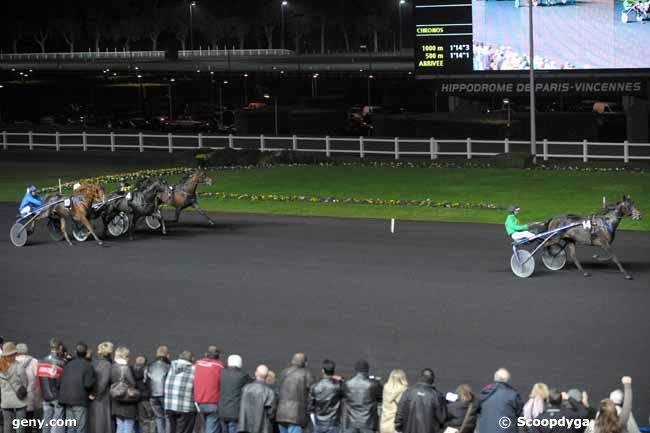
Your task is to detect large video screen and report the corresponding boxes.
[415,0,650,75]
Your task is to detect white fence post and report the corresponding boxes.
[430,137,438,160]
[55,132,61,152]
[2,131,6,150]
[543,139,548,161]
[28,131,33,150]
[260,134,265,151]
[168,133,173,153]
[359,136,365,158]
[325,135,331,157]
[623,140,629,163]
[83,132,88,151]
[138,132,143,152]
[292,135,298,151]
[504,138,509,154]
[466,137,472,160]
[582,139,588,162]
[110,132,115,152]
[394,137,400,160]
[198,133,203,149]
[228,134,234,149]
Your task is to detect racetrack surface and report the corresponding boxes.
[2,204,649,419]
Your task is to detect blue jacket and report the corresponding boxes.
[19,190,43,212]
[478,382,523,433]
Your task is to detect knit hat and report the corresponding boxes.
[567,389,581,402]
[16,343,28,354]
[1,342,18,356]
[355,360,369,373]
[609,389,623,405]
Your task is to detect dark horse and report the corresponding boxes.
[543,196,642,279]
[161,169,216,225]
[33,182,107,246]
[102,178,167,240]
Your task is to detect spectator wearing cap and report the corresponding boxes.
[342,360,382,433]
[564,389,595,432]
[194,346,225,433]
[164,351,196,433]
[220,355,252,433]
[277,353,314,433]
[0,342,29,433]
[529,389,588,433]
[15,344,40,433]
[147,346,171,433]
[395,369,446,433]
[477,368,522,433]
[238,365,276,433]
[58,342,96,433]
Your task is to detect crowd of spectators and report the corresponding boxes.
[0,338,643,433]
[473,42,578,71]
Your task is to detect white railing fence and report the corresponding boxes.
[2,131,649,162]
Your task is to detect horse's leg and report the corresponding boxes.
[192,202,216,226]
[59,216,74,246]
[129,215,139,240]
[160,209,167,235]
[566,242,589,277]
[172,206,182,223]
[601,243,632,280]
[76,212,103,246]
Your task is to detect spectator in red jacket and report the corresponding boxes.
[194,346,225,433]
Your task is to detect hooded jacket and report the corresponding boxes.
[0,362,28,409]
[478,382,523,433]
[163,359,195,413]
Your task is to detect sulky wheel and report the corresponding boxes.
[107,213,128,237]
[542,246,567,271]
[145,210,162,230]
[622,12,629,22]
[10,223,28,247]
[72,222,91,242]
[47,219,65,242]
[511,250,535,278]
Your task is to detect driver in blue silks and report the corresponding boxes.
[19,185,44,216]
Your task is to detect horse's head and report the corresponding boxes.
[77,182,106,202]
[619,195,642,220]
[196,169,213,186]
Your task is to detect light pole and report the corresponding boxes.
[503,98,511,128]
[0,84,4,123]
[219,80,228,128]
[528,0,536,157]
[281,1,288,50]
[243,73,248,107]
[311,73,319,97]
[189,1,196,51]
[137,74,144,113]
[264,93,278,135]
[169,78,175,120]
[399,0,406,51]
[361,45,372,107]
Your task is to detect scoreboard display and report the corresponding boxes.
[414,0,473,76]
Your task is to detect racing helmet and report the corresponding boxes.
[27,185,37,193]
[507,204,519,214]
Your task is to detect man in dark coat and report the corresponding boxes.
[477,368,523,433]
[395,369,447,433]
[342,360,382,433]
[530,389,589,433]
[220,355,252,433]
[58,343,97,433]
[276,353,314,433]
[147,346,171,433]
[238,365,277,433]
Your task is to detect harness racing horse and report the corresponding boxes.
[162,169,216,226]
[32,182,107,246]
[544,196,642,279]
[102,179,168,240]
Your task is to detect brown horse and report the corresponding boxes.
[161,169,216,225]
[544,196,642,279]
[34,182,107,246]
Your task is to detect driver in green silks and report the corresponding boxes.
[505,204,536,241]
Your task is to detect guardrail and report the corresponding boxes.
[1,131,649,162]
[0,49,412,63]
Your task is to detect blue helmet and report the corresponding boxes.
[27,185,37,193]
